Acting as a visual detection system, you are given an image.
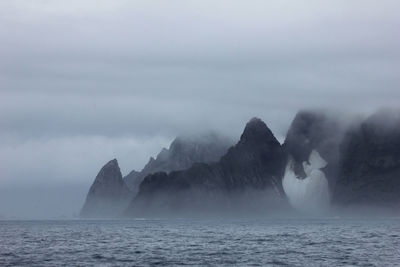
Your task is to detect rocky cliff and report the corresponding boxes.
[333,110,400,210]
[123,133,232,196]
[283,110,346,183]
[79,110,400,218]
[80,159,131,218]
[125,118,287,217]
[281,110,348,212]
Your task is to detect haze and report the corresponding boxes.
[1,0,399,218]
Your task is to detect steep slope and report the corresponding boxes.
[283,111,345,182]
[333,110,400,210]
[123,133,232,195]
[282,110,348,212]
[125,118,287,217]
[80,159,131,218]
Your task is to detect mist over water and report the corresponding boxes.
[1,0,400,218]
[0,184,88,219]
[0,109,397,219]
[0,1,399,266]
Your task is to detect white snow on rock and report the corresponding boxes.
[282,150,330,213]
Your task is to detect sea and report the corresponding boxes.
[1,218,399,266]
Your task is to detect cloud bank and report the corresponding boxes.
[0,0,399,217]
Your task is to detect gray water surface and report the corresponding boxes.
[1,218,399,266]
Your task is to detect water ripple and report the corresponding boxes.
[0,218,400,266]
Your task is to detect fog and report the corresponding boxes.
[128,188,292,219]
[1,0,399,218]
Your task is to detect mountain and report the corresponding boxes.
[123,133,232,196]
[333,109,400,210]
[79,110,400,218]
[80,159,131,218]
[283,110,346,183]
[125,118,287,217]
[281,110,347,212]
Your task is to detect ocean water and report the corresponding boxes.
[1,218,399,266]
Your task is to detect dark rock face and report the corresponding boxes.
[80,159,131,218]
[123,133,232,196]
[333,110,400,209]
[280,110,355,213]
[78,110,400,217]
[218,118,286,191]
[283,110,345,185]
[125,118,287,217]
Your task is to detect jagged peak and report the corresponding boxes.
[102,158,119,169]
[171,132,230,145]
[95,158,122,183]
[156,148,169,161]
[169,136,196,149]
[239,117,275,144]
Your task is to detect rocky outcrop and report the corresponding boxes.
[125,118,288,217]
[79,110,400,218]
[283,110,346,184]
[281,110,348,212]
[275,109,400,213]
[80,159,131,218]
[333,110,400,209]
[123,133,232,196]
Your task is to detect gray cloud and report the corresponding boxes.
[0,0,399,217]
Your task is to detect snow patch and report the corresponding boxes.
[282,150,330,213]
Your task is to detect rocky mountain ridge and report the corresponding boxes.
[123,133,232,196]
[80,109,400,218]
[333,109,400,209]
[125,118,288,217]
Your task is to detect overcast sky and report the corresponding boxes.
[1,0,399,217]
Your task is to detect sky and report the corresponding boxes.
[1,0,400,218]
